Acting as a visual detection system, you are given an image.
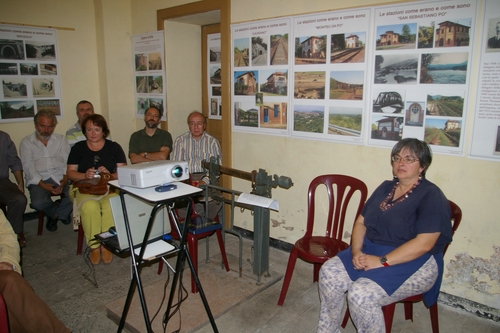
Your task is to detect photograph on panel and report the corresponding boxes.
[328,106,362,137]
[426,91,465,117]
[417,21,435,49]
[486,18,500,51]
[251,36,268,66]
[148,98,164,116]
[136,76,148,93]
[20,63,38,75]
[2,77,27,98]
[259,69,288,96]
[424,117,461,147]
[374,54,418,84]
[260,102,287,130]
[293,104,324,133]
[234,101,258,127]
[372,90,405,114]
[0,100,34,119]
[210,65,221,84]
[404,101,425,127]
[329,70,364,100]
[0,39,25,60]
[234,38,249,67]
[294,71,325,99]
[376,23,417,50]
[210,45,221,63]
[148,52,162,71]
[270,34,288,65]
[294,35,327,64]
[371,115,403,141]
[32,78,55,97]
[36,99,61,116]
[0,62,18,75]
[148,76,163,94]
[136,98,148,116]
[434,19,471,48]
[25,41,56,59]
[135,53,147,71]
[330,32,366,63]
[234,70,258,96]
[420,52,468,84]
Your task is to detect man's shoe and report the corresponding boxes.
[46,216,58,232]
[60,218,71,225]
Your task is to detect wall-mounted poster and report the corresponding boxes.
[132,31,167,120]
[367,0,477,156]
[291,8,371,145]
[231,18,291,135]
[0,24,62,123]
[469,0,500,161]
[208,33,222,120]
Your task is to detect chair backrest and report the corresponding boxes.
[443,200,462,255]
[305,174,368,240]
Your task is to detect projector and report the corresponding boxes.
[117,160,189,188]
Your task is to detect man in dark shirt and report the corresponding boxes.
[0,131,27,246]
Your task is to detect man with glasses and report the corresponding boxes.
[19,110,72,232]
[172,111,222,186]
[172,111,222,219]
[128,106,172,164]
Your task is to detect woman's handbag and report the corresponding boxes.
[72,173,111,195]
[71,173,112,230]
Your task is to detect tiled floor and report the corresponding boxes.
[20,215,500,333]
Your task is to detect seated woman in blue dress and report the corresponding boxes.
[317,138,452,333]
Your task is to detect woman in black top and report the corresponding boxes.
[67,114,127,265]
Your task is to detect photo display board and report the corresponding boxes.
[207,33,222,120]
[231,0,485,157]
[132,31,167,121]
[469,0,500,161]
[0,24,62,123]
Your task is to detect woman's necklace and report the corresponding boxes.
[379,179,421,211]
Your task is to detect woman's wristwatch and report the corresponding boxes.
[380,255,389,267]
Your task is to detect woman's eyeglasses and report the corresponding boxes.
[391,155,419,164]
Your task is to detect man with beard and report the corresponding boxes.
[128,106,173,164]
[20,110,72,232]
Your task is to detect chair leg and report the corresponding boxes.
[404,302,414,321]
[215,229,230,272]
[277,247,298,306]
[76,225,84,255]
[429,303,439,333]
[157,260,164,275]
[313,262,322,282]
[187,235,199,293]
[37,211,45,235]
[341,307,351,328]
[382,303,396,333]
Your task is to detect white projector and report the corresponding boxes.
[117,160,189,188]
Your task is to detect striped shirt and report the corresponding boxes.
[172,131,222,182]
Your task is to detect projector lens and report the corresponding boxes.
[171,165,183,179]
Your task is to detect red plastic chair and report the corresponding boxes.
[0,294,9,333]
[341,200,462,333]
[277,174,368,306]
[158,205,230,293]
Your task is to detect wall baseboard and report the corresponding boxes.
[232,226,500,323]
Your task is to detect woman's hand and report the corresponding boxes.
[85,168,99,179]
[352,249,365,270]
[96,166,110,174]
[359,254,384,270]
